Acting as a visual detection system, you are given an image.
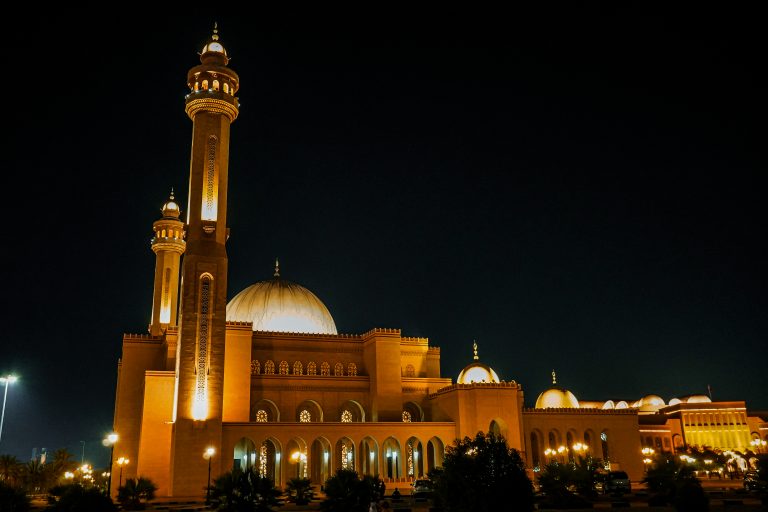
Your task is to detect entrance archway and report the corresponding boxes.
[233,437,257,471]
[310,437,331,484]
[360,437,379,476]
[335,437,355,471]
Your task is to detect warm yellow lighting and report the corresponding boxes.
[64,471,74,479]
[117,457,129,466]
[192,398,208,421]
[642,447,655,456]
[557,445,567,454]
[704,459,712,464]
[107,433,118,444]
[572,443,588,452]
[643,458,652,464]
[206,447,215,458]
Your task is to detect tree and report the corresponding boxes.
[643,453,708,511]
[285,477,314,505]
[0,455,22,488]
[209,467,281,512]
[47,483,116,512]
[117,477,157,510]
[22,460,48,494]
[430,431,534,512]
[0,480,30,512]
[50,449,77,478]
[320,469,385,512]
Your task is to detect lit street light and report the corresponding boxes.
[750,439,767,454]
[641,447,655,473]
[204,447,215,505]
[103,433,118,495]
[0,375,18,444]
[116,457,129,488]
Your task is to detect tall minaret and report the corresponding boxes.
[170,24,239,495]
[149,191,186,336]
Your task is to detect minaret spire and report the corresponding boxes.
[274,258,280,277]
[552,369,557,385]
[212,22,219,40]
[473,341,478,361]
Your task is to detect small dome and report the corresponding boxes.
[636,394,666,413]
[201,24,228,57]
[536,387,580,408]
[226,262,337,334]
[161,190,181,218]
[668,398,682,406]
[683,394,712,403]
[457,363,500,384]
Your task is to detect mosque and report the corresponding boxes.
[112,28,768,497]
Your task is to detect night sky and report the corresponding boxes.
[4,7,765,467]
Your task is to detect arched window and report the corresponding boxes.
[601,431,609,462]
[566,432,574,462]
[334,363,344,376]
[223,83,229,94]
[299,410,311,423]
[293,361,303,375]
[256,410,268,422]
[531,433,540,468]
[202,79,209,90]
[307,362,317,376]
[194,82,199,91]
[264,360,275,375]
[212,79,220,91]
[341,410,352,423]
[250,360,260,376]
[405,364,415,377]
[402,411,412,423]
[320,362,330,376]
[347,363,357,376]
[279,361,289,375]
[548,432,556,448]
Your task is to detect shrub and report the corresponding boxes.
[47,483,116,512]
[0,480,30,512]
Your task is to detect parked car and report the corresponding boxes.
[744,470,768,492]
[411,478,434,495]
[600,471,631,495]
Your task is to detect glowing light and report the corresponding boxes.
[643,458,653,464]
[641,447,655,456]
[192,398,208,421]
[64,472,74,479]
[107,433,118,444]
[205,447,215,458]
[259,444,267,477]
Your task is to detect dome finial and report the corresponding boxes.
[473,340,478,361]
[212,22,219,41]
[169,187,175,201]
[552,369,557,385]
[274,257,280,277]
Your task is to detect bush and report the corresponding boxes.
[117,477,157,510]
[285,477,314,505]
[0,480,30,512]
[210,467,281,512]
[320,469,385,512]
[47,483,116,512]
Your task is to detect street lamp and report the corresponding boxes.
[116,457,129,488]
[103,433,118,495]
[750,439,767,454]
[641,447,655,473]
[204,447,215,505]
[0,375,18,444]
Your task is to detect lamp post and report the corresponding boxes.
[104,433,118,495]
[116,457,129,488]
[204,447,215,505]
[750,439,767,454]
[0,375,18,444]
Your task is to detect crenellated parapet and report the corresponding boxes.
[523,407,639,414]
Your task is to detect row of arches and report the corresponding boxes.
[529,428,610,469]
[249,399,425,424]
[251,360,358,377]
[233,434,446,486]
[192,79,234,94]
[154,228,182,239]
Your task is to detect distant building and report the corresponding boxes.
[112,28,768,498]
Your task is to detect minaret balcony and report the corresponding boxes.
[185,90,239,121]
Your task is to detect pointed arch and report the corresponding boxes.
[403,401,424,422]
[307,361,317,376]
[347,362,357,376]
[310,437,332,484]
[338,400,365,422]
[296,399,323,423]
[279,361,289,375]
[405,436,424,479]
[264,360,275,374]
[293,361,303,375]
[251,398,280,422]
[233,437,257,471]
[250,360,260,375]
[335,436,355,471]
[360,436,379,477]
[286,437,308,480]
[382,437,402,481]
[334,362,344,376]
[320,362,330,376]
[426,437,445,474]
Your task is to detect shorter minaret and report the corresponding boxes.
[149,191,186,335]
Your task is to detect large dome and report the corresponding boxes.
[456,342,501,384]
[226,269,337,334]
[535,387,580,409]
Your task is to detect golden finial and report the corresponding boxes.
[169,187,175,201]
[274,257,280,277]
[212,22,219,41]
[473,341,478,361]
[552,369,557,385]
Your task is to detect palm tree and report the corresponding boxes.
[285,477,314,505]
[117,477,158,510]
[0,454,23,487]
[50,449,76,477]
[22,460,48,494]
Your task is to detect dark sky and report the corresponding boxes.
[3,7,765,467]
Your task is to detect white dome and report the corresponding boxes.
[226,276,337,334]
